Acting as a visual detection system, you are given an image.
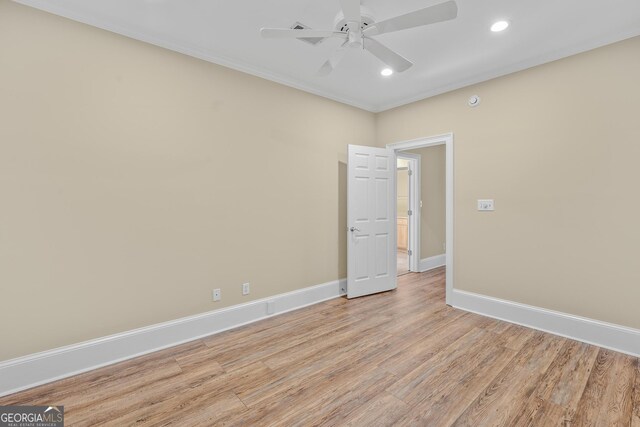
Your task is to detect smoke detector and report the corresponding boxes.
[468,95,481,107]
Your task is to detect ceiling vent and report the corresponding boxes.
[290,22,324,45]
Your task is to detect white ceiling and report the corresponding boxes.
[14,0,640,112]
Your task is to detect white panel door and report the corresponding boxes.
[347,144,397,298]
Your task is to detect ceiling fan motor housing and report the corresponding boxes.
[335,6,374,48]
[334,6,375,33]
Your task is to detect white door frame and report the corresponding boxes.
[387,133,454,305]
[396,152,421,273]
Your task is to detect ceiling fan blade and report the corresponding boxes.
[364,0,458,36]
[364,37,413,72]
[317,42,350,77]
[339,0,362,23]
[261,28,346,39]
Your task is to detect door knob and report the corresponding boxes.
[350,227,361,232]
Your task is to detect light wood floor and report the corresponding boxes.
[2,268,639,426]
[397,249,409,276]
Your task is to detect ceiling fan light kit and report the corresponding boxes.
[491,20,509,32]
[381,68,393,77]
[260,0,458,76]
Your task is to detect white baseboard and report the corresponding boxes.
[451,289,640,358]
[419,254,446,272]
[0,278,347,398]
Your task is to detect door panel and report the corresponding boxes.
[375,178,389,220]
[354,235,369,281]
[375,234,390,277]
[347,145,397,298]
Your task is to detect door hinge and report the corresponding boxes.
[407,210,412,216]
[408,250,413,256]
[408,169,413,176]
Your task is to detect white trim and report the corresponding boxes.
[396,152,421,273]
[419,254,446,273]
[0,278,346,398]
[451,290,640,358]
[388,133,454,305]
[13,1,640,113]
[387,133,453,151]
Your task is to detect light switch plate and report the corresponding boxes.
[477,199,495,211]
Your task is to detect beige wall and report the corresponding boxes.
[406,146,446,259]
[377,36,640,330]
[0,1,375,361]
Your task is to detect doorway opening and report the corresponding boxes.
[396,154,420,276]
[396,161,409,276]
[345,134,453,301]
[388,133,454,304]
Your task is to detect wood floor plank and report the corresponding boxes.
[278,369,397,427]
[388,327,494,404]
[260,306,394,372]
[218,367,397,427]
[451,332,566,427]
[66,363,226,425]
[491,323,537,352]
[395,341,517,426]
[595,352,636,427]
[111,390,246,426]
[1,267,637,426]
[342,392,410,427]
[572,348,617,427]
[508,396,569,427]
[571,349,636,427]
[633,358,640,427]
[235,330,396,408]
[375,311,476,378]
[534,340,599,409]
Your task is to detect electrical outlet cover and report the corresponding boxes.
[477,199,495,211]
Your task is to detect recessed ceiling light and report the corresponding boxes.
[491,20,509,32]
[380,68,393,77]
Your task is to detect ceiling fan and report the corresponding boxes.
[260,0,458,76]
